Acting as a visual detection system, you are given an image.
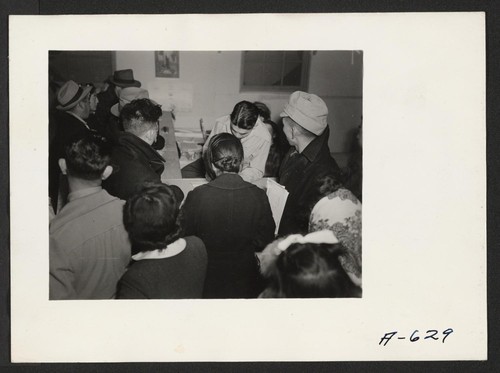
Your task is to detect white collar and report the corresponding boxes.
[131,238,186,261]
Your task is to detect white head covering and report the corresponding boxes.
[309,188,362,286]
[280,91,329,135]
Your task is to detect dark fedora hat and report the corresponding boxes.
[56,80,92,111]
[108,69,141,88]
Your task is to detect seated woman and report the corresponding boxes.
[116,183,207,299]
[180,133,275,298]
[181,101,271,183]
[308,175,362,288]
[257,230,361,298]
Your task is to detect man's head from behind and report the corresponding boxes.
[120,98,162,145]
[59,134,112,185]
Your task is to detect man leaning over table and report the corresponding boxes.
[182,101,271,183]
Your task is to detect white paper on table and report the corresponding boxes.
[266,178,289,235]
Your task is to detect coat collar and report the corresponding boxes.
[208,173,251,190]
[50,189,120,233]
[301,126,330,163]
[67,186,102,202]
[116,131,166,163]
[131,238,186,261]
[65,111,90,129]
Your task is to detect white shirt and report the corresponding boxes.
[203,115,271,182]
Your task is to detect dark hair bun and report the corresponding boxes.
[204,133,244,179]
[214,157,240,173]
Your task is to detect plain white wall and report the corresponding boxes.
[116,50,362,152]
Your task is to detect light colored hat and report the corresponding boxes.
[110,87,150,117]
[280,91,328,135]
[56,80,92,111]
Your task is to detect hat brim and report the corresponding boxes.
[279,105,326,136]
[56,85,92,111]
[110,103,120,117]
[109,78,141,88]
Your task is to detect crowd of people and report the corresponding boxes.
[49,68,363,300]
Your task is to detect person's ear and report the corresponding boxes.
[77,99,86,109]
[58,158,67,175]
[208,162,222,179]
[101,165,113,180]
[146,127,157,144]
[208,161,216,175]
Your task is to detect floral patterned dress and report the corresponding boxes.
[309,188,362,286]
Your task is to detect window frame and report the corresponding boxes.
[239,51,311,93]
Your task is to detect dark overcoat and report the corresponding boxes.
[180,173,275,298]
[278,127,342,236]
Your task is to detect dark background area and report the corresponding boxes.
[1,0,499,371]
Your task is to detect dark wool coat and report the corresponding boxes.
[180,173,275,299]
[116,236,207,299]
[102,131,165,200]
[278,127,342,236]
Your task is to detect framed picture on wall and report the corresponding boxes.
[155,51,179,78]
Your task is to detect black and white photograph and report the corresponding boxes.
[48,50,363,301]
[9,13,486,363]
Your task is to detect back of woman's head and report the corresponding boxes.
[272,243,360,298]
[204,133,244,180]
[123,183,181,255]
[230,101,259,130]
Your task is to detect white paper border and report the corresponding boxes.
[9,13,486,362]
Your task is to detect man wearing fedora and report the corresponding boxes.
[277,91,342,236]
[93,69,142,131]
[49,80,95,209]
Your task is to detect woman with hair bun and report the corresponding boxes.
[116,183,207,299]
[180,133,275,298]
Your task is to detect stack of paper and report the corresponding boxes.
[266,178,289,235]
